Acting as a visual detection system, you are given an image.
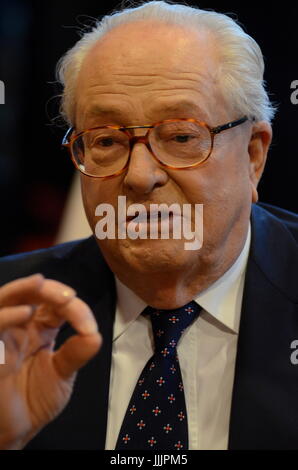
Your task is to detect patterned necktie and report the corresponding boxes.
[115,301,201,450]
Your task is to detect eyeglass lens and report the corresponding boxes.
[71,121,212,177]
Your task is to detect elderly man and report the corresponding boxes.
[0,1,297,450]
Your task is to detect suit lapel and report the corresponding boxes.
[228,204,298,449]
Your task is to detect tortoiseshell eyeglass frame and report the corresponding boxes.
[62,115,254,179]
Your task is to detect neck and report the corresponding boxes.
[108,224,250,309]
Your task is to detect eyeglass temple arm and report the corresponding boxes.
[62,127,74,146]
[211,116,255,135]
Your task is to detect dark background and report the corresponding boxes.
[0,0,297,256]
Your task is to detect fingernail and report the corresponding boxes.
[40,280,76,305]
[61,289,76,298]
[81,318,98,335]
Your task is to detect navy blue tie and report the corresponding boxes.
[115,301,201,450]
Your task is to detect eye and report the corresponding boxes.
[95,137,115,147]
[173,134,194,143]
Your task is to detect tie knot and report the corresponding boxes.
[143,301,201,355]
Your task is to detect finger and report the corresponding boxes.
[0,274,45,307]
[54,297,99,336]
[52,332,102,379]
[0,277,76,309]
[0,305,33,331]
[30,279,76,308]
[0,275,95,336]
[33,304,65,330]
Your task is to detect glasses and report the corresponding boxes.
[62,116,252,179]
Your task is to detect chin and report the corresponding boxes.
[103,237,199,274]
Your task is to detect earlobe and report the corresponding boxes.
[251,182,259,203]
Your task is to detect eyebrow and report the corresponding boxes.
[87,101,211,123]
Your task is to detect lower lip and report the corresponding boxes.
[125,213,179,229]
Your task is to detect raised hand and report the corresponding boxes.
[0,273,102,449]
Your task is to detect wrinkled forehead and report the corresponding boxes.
[75,21,226,126]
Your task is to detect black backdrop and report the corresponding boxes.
[0,0,297,256]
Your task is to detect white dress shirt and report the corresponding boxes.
[105,224,251,450]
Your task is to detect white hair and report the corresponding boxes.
[56,0,277,126]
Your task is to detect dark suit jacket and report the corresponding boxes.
[0,202,297,449]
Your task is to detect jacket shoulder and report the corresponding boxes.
[251,202,298,302]
[0,239,82,282]
[257,202,298,242]
[0,237,101,286]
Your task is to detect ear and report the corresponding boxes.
[247,121,272,203]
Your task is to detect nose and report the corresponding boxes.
[123,139,169,195]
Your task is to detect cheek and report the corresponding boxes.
[205,151,252,227]
[80,177,108,224]
[80,177,99,224]
[81,176,124,230]
[171,148,251,218]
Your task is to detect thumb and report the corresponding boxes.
[52,333,102,380]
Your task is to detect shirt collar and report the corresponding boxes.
[114,276,147,340]
[114,222,251,339]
